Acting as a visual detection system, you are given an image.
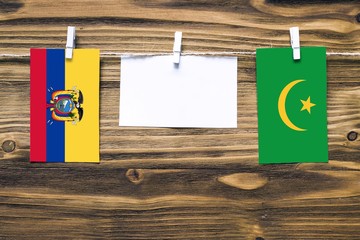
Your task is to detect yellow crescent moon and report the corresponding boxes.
[278,79,306,131]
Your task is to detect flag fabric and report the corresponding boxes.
[30,49,100,163]
[256,47,328,164]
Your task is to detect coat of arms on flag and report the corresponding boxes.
[30,49,100,163]
[256,47,328,164]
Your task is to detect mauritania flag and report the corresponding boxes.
[256,47,328,164]
[30,49,100,163]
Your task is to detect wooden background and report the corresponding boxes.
[1,0,360,239]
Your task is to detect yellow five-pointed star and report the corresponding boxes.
[300,96,316,114]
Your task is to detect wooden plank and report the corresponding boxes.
[0,0,359,54]
[0,166,360,239]
[0,0,359,239]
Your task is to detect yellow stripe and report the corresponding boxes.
[65,49,100,162]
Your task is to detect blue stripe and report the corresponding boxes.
[46,49,65,162]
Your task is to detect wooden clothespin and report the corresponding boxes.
[66,26,76,59]
[290,27,300,60]
[173,31,182,64]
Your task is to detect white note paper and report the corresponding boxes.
[119,55,237,128]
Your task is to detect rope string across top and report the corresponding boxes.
[1,51,360,58]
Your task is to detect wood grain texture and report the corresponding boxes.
[0,0,360,239]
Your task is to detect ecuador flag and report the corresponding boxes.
[256,47,328,164]
[30,49,100,163]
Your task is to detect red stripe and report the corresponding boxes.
[30,49,47,162]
